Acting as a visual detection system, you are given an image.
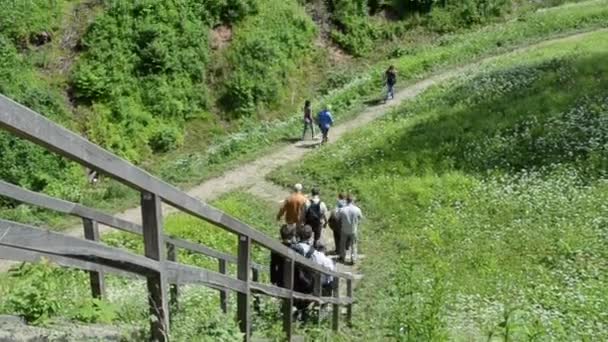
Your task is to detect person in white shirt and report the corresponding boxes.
[295,225,336,284]
[338,194,363,265]
[292,225,336,320]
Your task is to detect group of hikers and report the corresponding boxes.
[270,184,363,320]
[301,65,397,143]
[270,65,394,319]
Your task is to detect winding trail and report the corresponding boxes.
[0,29,603,274]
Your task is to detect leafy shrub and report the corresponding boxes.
[70,298,118,324]
[169,289,242,341]
[428,0,511,33]
[72,0,211,157]
[148,124,184,153]
[221,0,316,117]
[0,0,66,47]
[331,16,380,56]
[5,262,63,324]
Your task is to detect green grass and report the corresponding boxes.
[269,30,608,340]
[0,191,281,340]
[153,0,608,187]
[2,0,608,233]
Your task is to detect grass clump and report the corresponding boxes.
[269,30,608,340]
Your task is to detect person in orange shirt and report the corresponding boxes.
[277,183,308,227]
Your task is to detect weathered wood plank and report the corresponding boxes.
[0,245,139,279]
[332,278,340,332]
[0,180,142,235]
[141,192,170,341]
[166,242,179,312]
[0,180,271,272]
[347,279,353,327]
[165,262,247,294]
[0,95,353,281]
[0,219,159,274]
[218,259,228,313]
[83,218,105,299]
[237,235,251,341]
[249,282,351,305]
[313,273,322,326]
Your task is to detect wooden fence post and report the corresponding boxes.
[282,258,294,342]
[347,279,353,327]
[237,235,251,341]
[332,277,340,332]
[166,242,179,312]
[252,267,261,313]
[218,259,228,313]
[82,218,104,299]
[141,192,170,342]
[313,273,322,326]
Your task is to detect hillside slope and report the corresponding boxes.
[0,0,595,220]
[270,30,608,340]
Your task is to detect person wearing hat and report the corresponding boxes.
[316,105,334,144]
[277,183,308,227]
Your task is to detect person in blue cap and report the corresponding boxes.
[316,105,334,144]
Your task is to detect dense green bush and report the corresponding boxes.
[427,0,511,33]
[221,0,316,116]
[72,0,213,160]
[0,0,66,47]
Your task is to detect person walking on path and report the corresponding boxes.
[270,224,296,288]
[385,65,397,102]
[304,188,328,247]
[329,192,346,255]
[292,225,336,321]
[302,100,315,141]
[316,105,334,144]
[277,183,308,228]
[339,194,363,265]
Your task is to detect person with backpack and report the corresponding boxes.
[302,100,315,141]
[339,194,364,265]
[304,188,328,247]
[277,183,308,228]
[292,225,336,321]
[270,224,297,288]
[316,105,334,144]
[385,65,397,102]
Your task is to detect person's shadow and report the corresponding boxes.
[296,140,322,149]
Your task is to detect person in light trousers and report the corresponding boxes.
[338,194,363,265]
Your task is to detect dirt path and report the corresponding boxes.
[0,29,603,273]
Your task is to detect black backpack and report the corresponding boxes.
[305,201,322,227]
[292,244,316,294]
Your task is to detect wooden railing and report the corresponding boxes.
[0,94,354,341]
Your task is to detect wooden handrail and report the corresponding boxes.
[0,94,352,281]
[0,180,266,271]
[0,93,354,341]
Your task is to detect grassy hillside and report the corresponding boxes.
[3,0,607,229]
[269,30,608,340]
[1,3,608,338]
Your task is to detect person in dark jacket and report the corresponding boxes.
[302,100,315,141]
[270,224,296,287]
[385,65,397,102]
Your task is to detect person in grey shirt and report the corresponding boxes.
[338,194,363,265]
